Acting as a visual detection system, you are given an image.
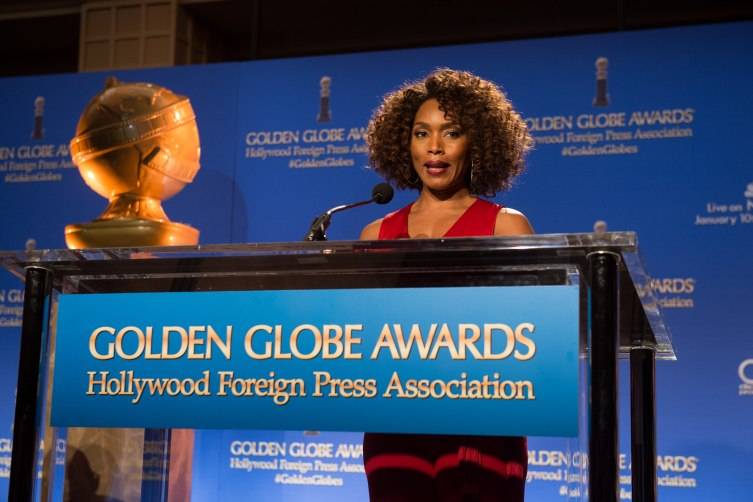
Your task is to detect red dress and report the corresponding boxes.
[378,198,502,239]
[365,198,528,502]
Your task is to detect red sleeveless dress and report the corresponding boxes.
[364,198,528,502]
[378,198,502,239]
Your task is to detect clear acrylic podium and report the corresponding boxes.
[1,232,674,502]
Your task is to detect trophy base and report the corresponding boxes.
[65,218,199,249]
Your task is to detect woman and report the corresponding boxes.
[360,69,533,501]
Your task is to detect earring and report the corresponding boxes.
[407,170,419,186]
[470,159,478,188]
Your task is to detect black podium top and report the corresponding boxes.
[0,232,673,360]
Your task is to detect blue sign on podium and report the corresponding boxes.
[52,285,579,437]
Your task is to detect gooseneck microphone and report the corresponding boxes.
[304,183,394,241]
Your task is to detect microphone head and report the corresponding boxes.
[372,183,394,204]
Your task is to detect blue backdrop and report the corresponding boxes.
[1,20,751,501]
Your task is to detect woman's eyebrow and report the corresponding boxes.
[412,121,460,129]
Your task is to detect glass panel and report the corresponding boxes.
[0,232,674,360]
[0,232,671,501]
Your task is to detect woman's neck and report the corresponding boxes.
[414,186,474,209]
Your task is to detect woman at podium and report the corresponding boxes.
[361,69,534,501]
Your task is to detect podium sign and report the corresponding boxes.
[52,285,579,436]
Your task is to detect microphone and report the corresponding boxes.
[304,183,394,241]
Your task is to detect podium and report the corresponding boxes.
[1,232,673,502]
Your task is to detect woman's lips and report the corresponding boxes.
[425,160,450,175]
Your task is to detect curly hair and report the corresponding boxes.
[367,68,532,195]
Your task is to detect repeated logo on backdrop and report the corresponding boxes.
[526,108,695,158]
[525,447,700,500]
[739,358,753,396]
[32,96,45,140]
[0,437,10,479]
[228,437,364,488]
[523,54,696,159]
[317,76,332,123]
[243,75,368,170]
[0,288,23,328]
[0,96,75,184]
[0,143,74,184]
[646,277,696,309]
[592,57,610,107]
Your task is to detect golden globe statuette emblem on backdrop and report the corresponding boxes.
[593,57,610,107]
[65,77,201,248]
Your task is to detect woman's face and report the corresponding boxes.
[410,98,469,194]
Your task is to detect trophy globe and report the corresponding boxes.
[65,77,201,249]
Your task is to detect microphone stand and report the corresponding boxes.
[304,198,376,241]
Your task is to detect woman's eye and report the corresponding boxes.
[413,130,427,138]
[446,130,461,138]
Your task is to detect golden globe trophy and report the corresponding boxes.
[60,78,198,502]
[65,77,201,248]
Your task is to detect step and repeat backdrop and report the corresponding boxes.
[1,20,752,501]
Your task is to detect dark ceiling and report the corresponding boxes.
[1,0,752,77]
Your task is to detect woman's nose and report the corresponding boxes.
[428,134,443,154]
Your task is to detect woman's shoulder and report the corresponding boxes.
[494,206,534,236]
[360,218,383,240]
[360,203,413,240]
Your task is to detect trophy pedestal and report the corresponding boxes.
[65,218,199,249]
